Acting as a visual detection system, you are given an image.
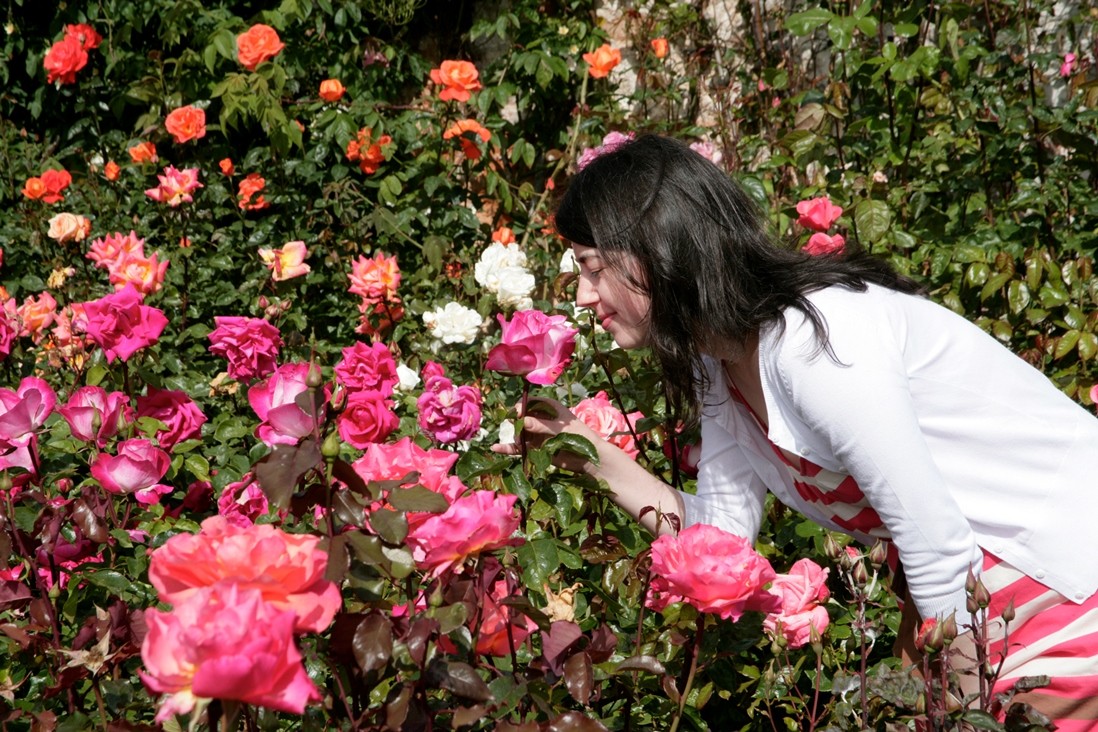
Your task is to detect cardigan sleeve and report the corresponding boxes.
[679,366,770,541]
[767,297,984,621]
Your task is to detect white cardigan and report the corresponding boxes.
[680,283,1098,621]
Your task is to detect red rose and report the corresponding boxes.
[44,35,89,84]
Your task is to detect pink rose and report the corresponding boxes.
[140,582,320,722]
[0,377,57,442]
[351,436,459,492]
[647,524,781,621]
[248,363,327,446]
[89,438,173,505]
[795,196,843,232]
[258,240,311,282]
[144,165,202,207]
[147,515,341,633]
[88,231,145,269]
[1061,52,1077,78]
[208,316,282,382]
[763,558,831,648]
[135,387,207,450]
[803,233,845,256]
[217,473,272,527]
[0,311,16,362]
[485,309,578,385]
[334,341,398,395]
[336,390,399,449]
[348,252,401,303]
[573,391,643,459]
[58,385,133,446]
[406,491,522,576]
[416,373,482,444]
[107,250,170,295]
[80,284,168,362]
[35,534,101,591]
[17,291,58,342]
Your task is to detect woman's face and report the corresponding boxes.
[572,244,652,349]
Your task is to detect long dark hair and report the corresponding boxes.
[554,134,922,427]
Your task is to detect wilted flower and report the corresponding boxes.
[258,240,310,281]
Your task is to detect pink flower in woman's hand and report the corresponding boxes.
[406,491,522,576]
[763,558,831,648]
[144,165,202,207]
[248,363,328,446]
[485,310,578,385]
[573,391,643,459]
[336,390,398,449]
[135,387,206,450]
[258,240,311,281]
[89,438,173,505]
[803,233,845,256]
[334,341,398,395]
[80,284,168,362]
[208,316,282,382]
[795,196,843,232]
[416,373,482,444]
[647,524,781,621]
[147,515,341,633]
[140,582,320,722]
[58,386,133,446]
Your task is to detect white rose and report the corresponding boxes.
[47,213,91,243]
[495,266,536,310]
[474,241,527,293]
[559,248,578,275]
[394,363,421,392]
[422,302,483,345]
[497,420,516,445]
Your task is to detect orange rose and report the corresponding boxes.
[345,129,392,175]
[319,78,345,102]
[104,161,121,181]
[164,105,207,144]
[651,37,669,59]
[237,173,269,211]
[582,44,621,79]
[429,60,481,102]
[23,177,47,200]
[219,158,235,176]
[236,24,284,71]
[492,227,516,246]
[443,119,491,160]
[128,141,158,164]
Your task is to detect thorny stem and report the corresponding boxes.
[669,616,706,732]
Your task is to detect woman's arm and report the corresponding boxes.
[492,398,685,535]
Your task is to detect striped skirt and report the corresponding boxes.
[950,552,1098,729]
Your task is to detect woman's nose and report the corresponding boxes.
[575,276,598,307]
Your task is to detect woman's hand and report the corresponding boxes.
[491,397,604,473]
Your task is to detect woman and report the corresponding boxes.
[506,134,1098,726]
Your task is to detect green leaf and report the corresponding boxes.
[828,16,857,50]
[517,536,560,590]
[80,569,135,594]
[854,199,890,244]
[369,508,409,544]
[1055,330,1081,359]
[786,8,832,36]
[1078,333,1098,361]
[543,433,600,464]
[388,485,450,513]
